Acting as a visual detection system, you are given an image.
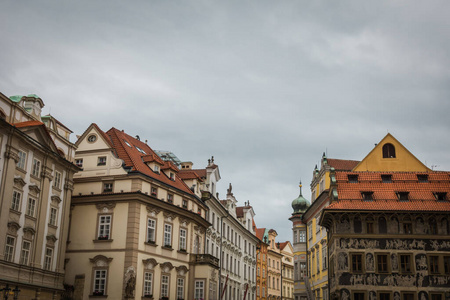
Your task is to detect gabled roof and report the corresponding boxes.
[236,205,252,218]
[13,121,60,154]
[177,170,204,182]
[106,128,194,195]
[327,171,450,212]
[327,158,360,171]
[191,169,207,178]
[255,228,266,241]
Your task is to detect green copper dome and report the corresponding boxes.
[292,182,310,214]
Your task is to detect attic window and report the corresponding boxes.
[381,174,392,183]
[348,175,359,183]
[154,165,160,173]
[97,157,106,166]
[87,134,97,143]
[382,143,396,158]
[434,192,447,201]
[135,146,146,154]
[75,159,83,168]
[417,174,428,182]
[124,140,132,147]
[150,187,157,197]
[167,194,174,204]
[361,192,374,201]
[169,172,175,181]
[397,192,409,201]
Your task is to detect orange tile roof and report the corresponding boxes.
[106,128,194,195]
[278,241,288,250]
[327,158,360,171]
[161,160,180,172]
[177,170,204,181]
[327,171,450,212]
[142,153,164,165]
[255,228,266,241]
[191,169,207,178]
[13,120,44,128]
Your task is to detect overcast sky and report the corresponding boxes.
[1,0,449,242]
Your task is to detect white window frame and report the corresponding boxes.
[177,277,185,299]
[5,236,16,262]
[143,272,153,296]
[103,182,113,193]
[97,156,107,166]
[179,228,187,251]
[49,207,58,226]
[11,190,21,211]
[75,158,83,168]
[161,274,169,297]
[195,280,205,300]
[27,197,37,217]
[44,247,53,270]
[20,240,31,265]
[17,150,27,169]
[299,231,306,243]
[147,218,156,243]
[32,158,41,177]
[93,269,107,295]
[98,215,112,240]
[54,171,61,189]
[164,224,172,247]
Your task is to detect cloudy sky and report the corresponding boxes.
[1,0,449,242]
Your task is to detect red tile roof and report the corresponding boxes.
[105,127,194,195]
[177,170,204,181]
[161,160,180,172]
[255,228,266,241]
[191,169,207,178]
[13,121,44,128]
[277,241,288,250]
[327,158,360,171]
[236,206,244,218]
[327,171,450,212]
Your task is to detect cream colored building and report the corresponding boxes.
[64,124,218,300]
[0,93,78,299]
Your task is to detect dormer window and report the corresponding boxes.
[97,157,107,166]
[382,143,396,158]
[434,192,447,201]
[361,192,374,201]
[397,192,409,201]
[381,174,392,183]
[169,172,175,181]
[417,174,428,183]
[154,165,160,173]
[348,175,358,183]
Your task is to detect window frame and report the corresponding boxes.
[103,182,113,193]
[143,271,153,297]
[351,253,364,273]
[11,190,22,211]
[179,228,187,251]
[44,247,53,270]
[194,279,205,300]
[17,150,27,169]
[428,255,440,274]
[376,253,389,274]
[49,207,58,226]
[97,156,107,166]
[20,240,32,265]
[160,274,170,298]
[53,171,62,189]
[163,223,172,248]
[93,269,108,296]
[147,218,156,244]
[399,254,413,274]
[4,235,16,262]
[31,158,41,178]
[26,197,37,218]
[177,277,185,299]
[97,214,112,240]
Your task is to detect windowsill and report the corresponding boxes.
[48,224,58,229]
[89,295,107,298]
[144,241,157,247]
[25,215,37,221]
[10,209,21,216]
[97,163,106,166]
[162,245,173,251]
[141,297,154,299]
[30,174,41,181]
[16,167,27,174]
[93,239,113,243]
[52,186,62,193]
[178,250,188,254]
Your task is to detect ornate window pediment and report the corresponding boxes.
[14,176,26,188]
[46,234,58,246]
[29,184,41,195]
[160,262,174,273]
[51,195,62,205]
[90,255,113,267]
[96,202,116,213]
[175,265,189,276]
[143,258,158,270]
[146,205,161,217]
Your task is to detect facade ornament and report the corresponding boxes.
[51,195,62,205]
[160,262,174,273]
[13,176,26,188]
[124,266,136,299]
[29,184,41,195]
[23,226,36,239]
[142,258,158,270]
[366,253,374,271]
[146,205,161,216]
[175,265,189,276]
[179,217,190,226]
[7,221,21,235]
[46,234,58,246]
[5,146,19,163]
[41,166,54,180]
[64,179,74,191]
[96,202,116,213]
[163,212,177,222]
[90,255,113,266]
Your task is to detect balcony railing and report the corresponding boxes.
[190,254,219,268]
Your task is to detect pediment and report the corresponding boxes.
[76,124,112,151]
[18,125,59,153]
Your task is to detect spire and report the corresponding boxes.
[299,180,303,196]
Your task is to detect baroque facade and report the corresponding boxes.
[320,134,450,300]
[65,124,218,300]
[0,93,78,299]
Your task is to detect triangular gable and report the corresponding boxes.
[281,241,294,254]
[353,133,430,172]
[14,122,59,154]
[76,123,112,152]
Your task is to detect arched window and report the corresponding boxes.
[382,143,396,158]
[378,217,387,234]
[354,217,362,233]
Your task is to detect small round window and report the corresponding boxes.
[87,134,97,143]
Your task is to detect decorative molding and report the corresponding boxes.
[179,217,190,227]
[160,262,174,273]
[13,176,26,188]
[29,184,41,195]
[5,147,19,163]
[163,211,177,222]
[23,227,36,239]
[46,234,58,246]
[146,205,161,217]
[90,255,113,267]
[64,179,74,191]
[7,221,21,235]
[143,258,158,270]
[175,265,189,276]
[42,166,53,180]
[96,202,116,213]
[51,195,62,205]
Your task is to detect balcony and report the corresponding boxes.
[190,254,219,268]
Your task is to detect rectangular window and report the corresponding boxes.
[430,294,443,300]
[147,219,155,243]
[417,174,428,182]
[103,182,113,193]
[98,215,111,240]
[322,246,327,269]
[348,174,358,183]
[381,174,392,183]
[397,192,409,201]
[5,236,16,262]
[353,292,365,300]
[27,198,36,217]
[94,270,107,295]
[167,193,174,203]
[362,192,374,201]
[161,275,169,297]
[11,191,21,211]
[44,247,53,270]
[164,224,172,247]
[182,199,188,209]
[177,277,184,299]
[54,171,61,189]
[400,254,412,274]
[32,158,41,177]
[151,187,157,197]
[429,255,439,274]
[49,207,58,226]
[20,240,31,265]
[403,223,412,234]
[143,272,153,296]
[299,231,306,242]
[17,150,26,169]
[97,156,107,166]
[444,256,450,274]
[195,280,204,300]
[377,254,389,273]
[180,228,187,251]
[434,192,447,201]
[379,293,391,300]
[352,254,363,273]
[75,158,83,168]
[402,293,415,300]
[367,222,374,233]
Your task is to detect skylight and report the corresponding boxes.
[124,140,132,147]
[135,146,146,154]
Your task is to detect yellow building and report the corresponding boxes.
[304,154,360,300]
[0,93,78,299]
[65,124,218,300]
